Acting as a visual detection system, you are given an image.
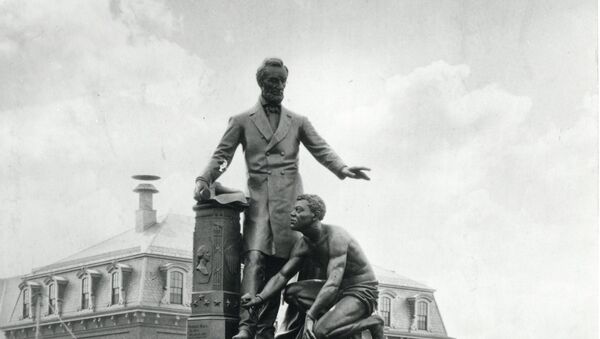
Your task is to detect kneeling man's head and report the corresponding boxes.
[290,194,326,231]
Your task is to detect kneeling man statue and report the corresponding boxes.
[242,194,384,339]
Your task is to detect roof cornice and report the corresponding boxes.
[0,306,190,331]
[23,253,192,280]
[378,282,436,293]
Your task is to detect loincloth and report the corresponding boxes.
[337,280,379,315]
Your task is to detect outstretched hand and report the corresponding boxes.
[341,166,371,180]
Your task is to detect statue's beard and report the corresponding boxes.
[262,90,284,104]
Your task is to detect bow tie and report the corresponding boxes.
[264,105,281,115]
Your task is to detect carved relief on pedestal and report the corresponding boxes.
[195,244,213,285]
[224,242,239,276]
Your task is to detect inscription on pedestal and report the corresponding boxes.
[187,322,209,339]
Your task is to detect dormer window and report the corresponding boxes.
[408,294,432,332]
[42,276,68,316]
[106,262,132,306]
[76,267,101,311]
[111,272,119,305]
[170,271,184,304]
[22,288,30,319]
[159,263,189,306]
[18,281,41,320]
[417,300,428,330]
[380,296,391,326]
[81,277,90,309]
[48,283,56,315]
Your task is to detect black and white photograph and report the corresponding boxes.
[0,1,597,339]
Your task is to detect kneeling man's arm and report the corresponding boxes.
[306,245,348,320]
[243,241,307,308]
[245,240,308,307]
[256,254,303,302]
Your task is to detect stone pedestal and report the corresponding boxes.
[188,203,244,339]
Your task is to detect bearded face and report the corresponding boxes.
[259,66,287,104]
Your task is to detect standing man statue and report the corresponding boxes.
[242,194,384,339]
[194,58,370,339]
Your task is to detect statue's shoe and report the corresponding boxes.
[232,329,253,339]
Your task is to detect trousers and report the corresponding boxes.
[239,250,286,339]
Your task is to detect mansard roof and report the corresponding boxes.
[30,214,193,275]
[25,213,430,291]
[374,265,433,291]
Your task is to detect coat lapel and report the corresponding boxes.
[266,106,292,151]
[249,103,273,141]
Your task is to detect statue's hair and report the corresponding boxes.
[196,245,210,256]
[296,194,326,221]
[256,58,288,85]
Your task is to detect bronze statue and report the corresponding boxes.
[194,58,370,339]
[242,194,384,339]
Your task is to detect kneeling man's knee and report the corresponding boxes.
[313,323,331,339]
[282,284,301,305]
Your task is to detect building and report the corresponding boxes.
[0,179,453,339]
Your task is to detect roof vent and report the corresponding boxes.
[132,175,160,232]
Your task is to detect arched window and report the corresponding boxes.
[76,267,101,311]
[81,277,90,310]
[19,281,41,319]
[417,301,428,330]
[106,262,132,306]
[22,288,30,319]
[48,283,56,315]
[111,272,120,305]
[158,263,189,305]
[380,296,391,326]
[170,271,184,304]
[408,294,433,332]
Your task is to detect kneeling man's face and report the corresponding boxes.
[290,200,315,231]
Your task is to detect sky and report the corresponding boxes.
[0,1,597,338]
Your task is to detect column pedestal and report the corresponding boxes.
[188,203,244,339]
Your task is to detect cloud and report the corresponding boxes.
[0,0,209,109]
[348,60,596,237]
[381,61,531,159]
[0,0,214,170]
[301,61,596,339]
[0,0,214,276]
[416,65,595,339]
